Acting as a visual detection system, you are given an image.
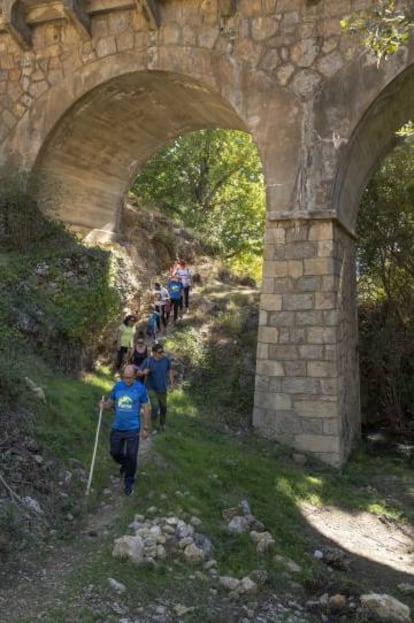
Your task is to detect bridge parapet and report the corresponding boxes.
[0,0,161,48]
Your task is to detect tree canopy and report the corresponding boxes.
[131,129,265,276]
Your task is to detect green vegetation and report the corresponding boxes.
[131,129,265,280]
[14,393,414,621]
[357,133,414,427]
[0,186,119,394]
[341,0,413,63]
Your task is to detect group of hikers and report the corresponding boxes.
[99,259,192,497]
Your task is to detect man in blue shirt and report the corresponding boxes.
[140,343,174,434]
[100,365,150,496]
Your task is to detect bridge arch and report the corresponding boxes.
[33,68,251,234]
[334,63,414,232]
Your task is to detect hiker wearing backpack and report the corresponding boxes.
[140,342,174,434]
[145,306,160,341]
[167,273,184,324]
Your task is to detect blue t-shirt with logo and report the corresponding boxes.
[109,380,149,430]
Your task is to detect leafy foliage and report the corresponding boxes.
[341,0,412,63]
[131,129,265,277]
[357,133,414,427]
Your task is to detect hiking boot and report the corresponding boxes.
[124,482,134,496]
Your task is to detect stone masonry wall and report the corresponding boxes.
[254,218,350,466]
[335,224,360,459]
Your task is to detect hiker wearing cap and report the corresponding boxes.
[175,260,192,312]
[140,343,174,433]
[100,364,151,496]
[115,314,136,372]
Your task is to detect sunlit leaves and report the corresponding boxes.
[340,0,411,63]
[131,129,265,275]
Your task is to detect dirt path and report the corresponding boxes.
[0,437,155,622]
[300,500,414,608]
[1,436,413,623]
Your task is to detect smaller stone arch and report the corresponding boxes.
[334,63,414,233]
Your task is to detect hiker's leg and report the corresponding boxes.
[161,306,167,328]
[155,305,161,331]
[123,428,140,486]
[184,286,190,309]
[172,300,180,323]
[115,347,127,371]
[148,389,160,423]
[158,393,168,428]
[110,429,126,469]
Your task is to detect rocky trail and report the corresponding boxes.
[0,432,413,623]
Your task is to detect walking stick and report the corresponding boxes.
[85,395,105,497]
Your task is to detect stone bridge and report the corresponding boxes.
[0,0,413,465]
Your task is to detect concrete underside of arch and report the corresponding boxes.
[34,71,246,233]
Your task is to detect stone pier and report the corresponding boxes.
[254,218,359,465]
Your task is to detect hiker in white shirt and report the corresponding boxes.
[153,281,170,329]
[175,260,192,312]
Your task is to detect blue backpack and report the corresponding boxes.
[146,313,157,335]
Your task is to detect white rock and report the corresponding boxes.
[239,576,258,594]
[108,577,126,593]
[361,593,411,623]
[218,576,240,591]
[174,604,194,616]
[273,554,302,573]
[183,543,205,562]
[156,544,167,558]
[112,535,144,563]
[227,515,250,533]
[22,496,43,514]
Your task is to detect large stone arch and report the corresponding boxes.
[2,46,301,236]
[33,69,249,233]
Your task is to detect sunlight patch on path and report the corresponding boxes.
[300,502,414,575]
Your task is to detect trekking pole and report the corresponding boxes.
[85,395,105,497]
